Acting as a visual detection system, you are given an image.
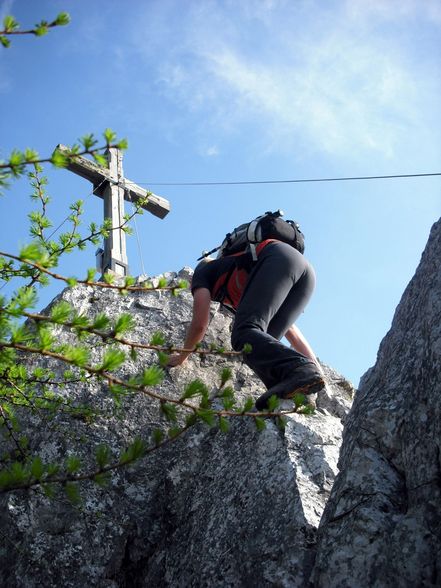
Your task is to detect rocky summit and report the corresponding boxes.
[0,268,352,587]
[1,217,439,587]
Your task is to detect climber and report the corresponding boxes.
[168,239,324,410]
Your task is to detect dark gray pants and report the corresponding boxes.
[231,241,318,389]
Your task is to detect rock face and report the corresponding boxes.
[0,269,353,587]
[312,219,441,587]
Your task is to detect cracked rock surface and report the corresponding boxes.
[312,218,441,588]
[0,268,353,587]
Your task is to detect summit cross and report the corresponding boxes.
[57,144,170,277]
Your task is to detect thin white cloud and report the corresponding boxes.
[345,0,441,24]
[132,0,440,161]
[204,145,220,157]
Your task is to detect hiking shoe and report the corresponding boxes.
[255,369,324,411]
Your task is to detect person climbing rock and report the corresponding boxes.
[168,230,324,410]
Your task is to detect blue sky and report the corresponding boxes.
[1,0,440,386]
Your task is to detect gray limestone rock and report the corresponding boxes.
[0,268,352,587]
[312,218,441,588]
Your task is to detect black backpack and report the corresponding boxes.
[198,210,305,262]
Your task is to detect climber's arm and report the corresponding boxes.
[285,324,322,372]
[167,288,211,367]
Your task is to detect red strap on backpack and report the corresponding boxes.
[212,240,276,309]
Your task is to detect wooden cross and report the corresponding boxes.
[57,144,170,277]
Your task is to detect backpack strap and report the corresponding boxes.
[211,249,253,310]
[246,219,262,260]
[246,219,260,242]
[212,263,237,307]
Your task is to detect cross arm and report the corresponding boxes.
[56,144,170,219]
[119,182,170,220]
